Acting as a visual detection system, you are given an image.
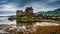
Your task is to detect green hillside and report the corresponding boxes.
[37,8,60,16]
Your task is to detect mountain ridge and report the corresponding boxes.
[37,8,60,14]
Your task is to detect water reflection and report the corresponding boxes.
[0,16,59,26]
[0,16,16,24]
[0,16,60,34]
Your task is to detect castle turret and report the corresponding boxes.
[16,10,23,16]
[25,7,34,16]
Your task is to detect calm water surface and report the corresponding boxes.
[0,16,16,24]
[0,16,60,26]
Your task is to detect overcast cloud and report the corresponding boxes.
[0,0,60,16]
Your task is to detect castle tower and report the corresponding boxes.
[25,7,34,16]
[16,10,23,26]
[16,10,23,16]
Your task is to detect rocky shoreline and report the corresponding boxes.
[0,22,60,34]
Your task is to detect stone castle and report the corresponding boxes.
[16,7,34,16]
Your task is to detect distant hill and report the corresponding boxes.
[46,8,60,14]
[37,8,60,14]
[37,11,46,14]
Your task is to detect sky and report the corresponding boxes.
[0,0,60,16]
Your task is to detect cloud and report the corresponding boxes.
[0,3,18,11]
[0,1,7,3]
[0,3,25,16]
[0,0,60,14]
[0,3,18,16]
[24,2,57,13]
[47,0,57,3]
[47,0,60,8]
